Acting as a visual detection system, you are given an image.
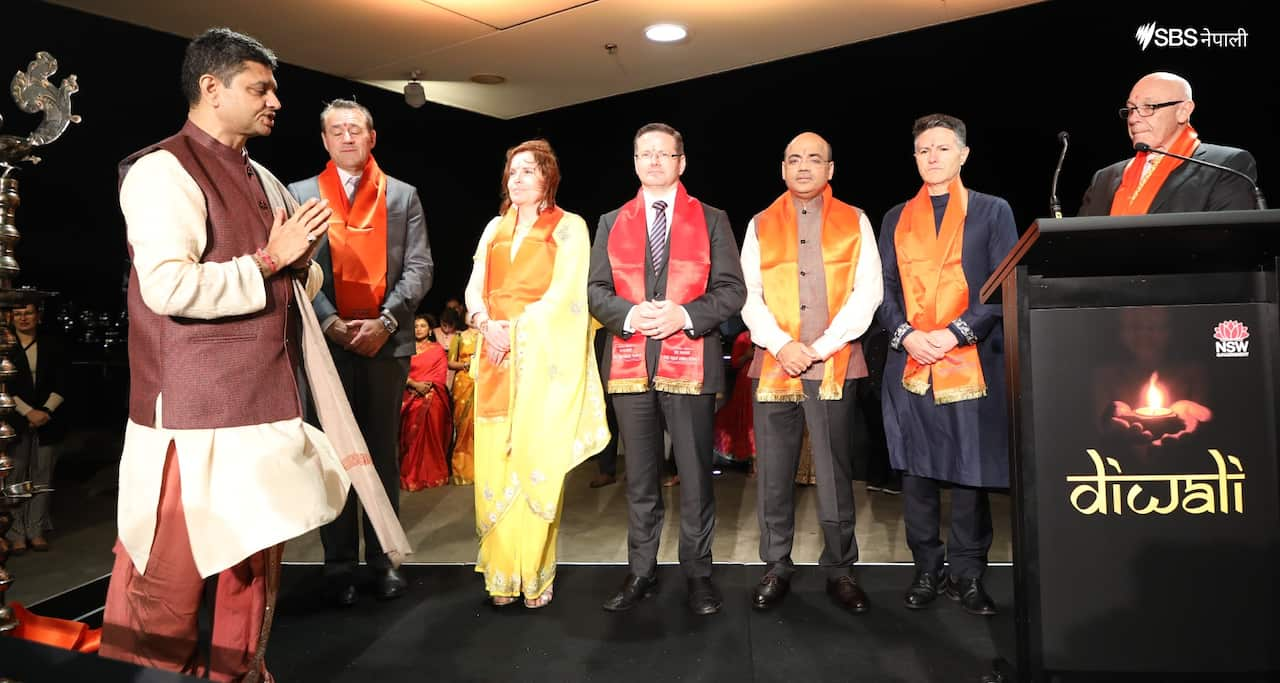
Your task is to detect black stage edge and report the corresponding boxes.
[268,563,1013,683]
[8,564,1277,682]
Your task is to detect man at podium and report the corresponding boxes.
[1078,71,1259,215]
[877,114,1018,617]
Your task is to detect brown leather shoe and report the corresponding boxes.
[29,536,49,552]
[589,473,617,489]
[827,575,870,614]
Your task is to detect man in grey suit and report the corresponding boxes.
[1079,71,1260,216]
[288,99,432,606]
[589,122,746,616]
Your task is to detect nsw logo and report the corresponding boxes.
[1213,320,1249,358]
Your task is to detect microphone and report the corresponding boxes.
[1049,131,1069,218]
[1134,142,1267,210]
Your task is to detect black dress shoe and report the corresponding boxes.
[903,569,947,609]
[686,577,722,616]
[826,575,870,614]
[332,582,357,608]
[752,573,790,610]
[602,573,658,612]
[376,567,408,601]
[944,576,997,616]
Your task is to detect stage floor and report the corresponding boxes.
[22,563,1012,682]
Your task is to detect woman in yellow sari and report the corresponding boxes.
[464,139,609,608]
[447,312,479,485]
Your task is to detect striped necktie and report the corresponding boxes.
[649,199,668,272]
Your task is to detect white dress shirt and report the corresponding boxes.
[739,207,883,360]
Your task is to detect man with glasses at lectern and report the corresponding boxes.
[1078,71,1259,216]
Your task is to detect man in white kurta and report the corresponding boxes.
[100,28,347,683]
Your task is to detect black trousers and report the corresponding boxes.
[753,378,859,580]
[319,350,410,577]
[902,474,993,579]
[612,391,716,579]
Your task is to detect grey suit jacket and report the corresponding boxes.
[288,172,433,358]
[587,197,746,395]
[1078,142,1259,216]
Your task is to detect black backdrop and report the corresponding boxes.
[5,0,1276,315]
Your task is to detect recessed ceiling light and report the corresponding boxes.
[645,23,687,43]
[470,74,506,85]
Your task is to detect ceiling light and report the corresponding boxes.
[404,70,426,108]
[644,23,687,43]
[469,74,506,85]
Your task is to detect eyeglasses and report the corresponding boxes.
[634,151,683,163]
[1118,100,1183,119]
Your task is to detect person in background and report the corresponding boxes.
[399,314,451,491]
[5,302,69,554]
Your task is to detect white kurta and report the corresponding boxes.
[118,150,349,578]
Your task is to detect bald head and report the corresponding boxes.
[1126,72,1195,150]
[1133,72,1193,101]
[781,131,834,200]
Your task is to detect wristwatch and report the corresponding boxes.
[379,311,398,335]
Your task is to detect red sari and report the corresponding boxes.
[399,342,452,491]
[713,331,756,462]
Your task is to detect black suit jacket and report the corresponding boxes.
[1078,142,1259,216]
[12,331,70,444]
[588,199,746,395]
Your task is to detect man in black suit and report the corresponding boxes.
[289,99,432,606]
[589,122,746,616]
[1079,71,1259,216]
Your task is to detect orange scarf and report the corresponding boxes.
[1110,125,1201,215]
[754,185,861,402]
[476,206,563,420]
[606,183,710,394]
[894,176,986,404]
[318,155,389,319]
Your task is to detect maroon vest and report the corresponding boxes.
[120,121,302,429]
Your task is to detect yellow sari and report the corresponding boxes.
[448,328,479,485]
[471,208,609,599]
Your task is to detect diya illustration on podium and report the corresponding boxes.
[0,50,80,639]
[1109,371,1213,447]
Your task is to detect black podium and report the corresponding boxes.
[982,209,1280,681]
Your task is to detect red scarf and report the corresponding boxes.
[318,155,388,319]
[894,176,987,404]
[1110,126,1201,215]
[606,183,710,394]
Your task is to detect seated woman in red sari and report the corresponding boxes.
[400,315,452,491]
